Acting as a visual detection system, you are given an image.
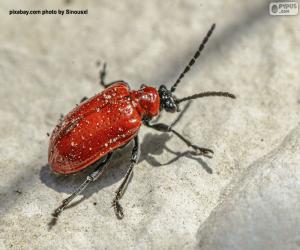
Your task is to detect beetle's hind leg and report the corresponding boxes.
[112,136,140,219]
[51,152,113,221]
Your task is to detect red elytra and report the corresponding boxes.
[48,82,160,174]
[48,24,235,221]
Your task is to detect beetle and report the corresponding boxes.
[49,23,235,220]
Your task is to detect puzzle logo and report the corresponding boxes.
[269,1,299,15]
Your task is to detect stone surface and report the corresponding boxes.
[0,0,299,249]
[197,124,300,250]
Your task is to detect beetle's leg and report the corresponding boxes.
[52,152,113,219]
[98,62,131,89]
[144,121,213,158]
[99,62,110,88]
[80,96,88,103]
[112,136,140,219]
[98,62,118,88]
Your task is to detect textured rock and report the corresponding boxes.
[197,124,300,250]
[0,0,299,249]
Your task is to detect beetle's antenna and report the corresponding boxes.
[170,23,216,93]
[176,91,236,104]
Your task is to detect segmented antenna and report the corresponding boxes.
[175,91,236,104]
[170,23,216,92]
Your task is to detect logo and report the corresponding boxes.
[269,1,299,15]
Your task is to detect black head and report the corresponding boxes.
[157,24,236,113]
[158,85,178,113]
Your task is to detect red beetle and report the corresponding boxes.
[49,24,235,220]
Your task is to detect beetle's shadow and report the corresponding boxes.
[41,100,212,194]
[40,144,134,197]
[40,131,212,195]
[139,101,212,173]
[138,133,212,174]
[40,100,212,227]
[41,145,135,228]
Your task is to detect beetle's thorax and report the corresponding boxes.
[130,86,160,118]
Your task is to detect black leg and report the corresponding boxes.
[80,96,88,103]
[99,62,119,89]
[59,114,64,123]
[98,62,130,90]
[99,62,114,88]
[52,152,113,219]
[112,136,140,219]
[144,121,213,158]
[99,62,107,87]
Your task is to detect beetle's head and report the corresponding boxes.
[158,85,178,113]
[157,24,235,114]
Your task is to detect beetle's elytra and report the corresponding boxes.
[48,23,235,221]
[49,82,159,174]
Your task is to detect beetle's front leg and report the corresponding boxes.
[112,136,140,219]
[144,121,213,158]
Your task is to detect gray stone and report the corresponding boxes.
[197,124,300,250]
[0,0,299,249]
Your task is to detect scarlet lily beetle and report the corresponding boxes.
[48,23,235,220]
